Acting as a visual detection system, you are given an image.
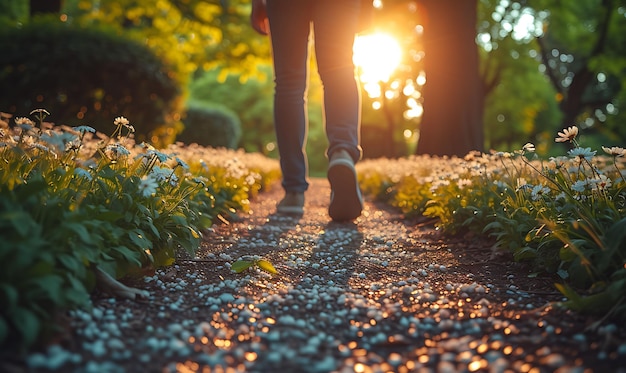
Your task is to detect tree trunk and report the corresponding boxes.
[30,0,62,16]
[416,0,484,156]
[560,66,594,128]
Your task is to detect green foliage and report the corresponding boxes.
[531,0,626,137]
[63,0,271,80]
[394,172,434,217]
[0,0,27,26]
[358,126,626,321]
[189,67,330,176]
[0,17,181,145]
[189,67,275,155]
[178,102,242,149]
[478,0,626,152]
[357,164,396,202]
[12,0,625,159]
[0,176,92,351]
[481,43,563,152]
[0,110,280,353]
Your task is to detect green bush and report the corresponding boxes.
[0,111,280,353]
[0,0,27,25]
[188,67,331,176]
[0,173,94,352]
[0,114,205,352]
[189,67,275,154]
[0,17,181,144]
[177,102,242,149]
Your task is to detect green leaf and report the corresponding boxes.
[198,214,214,230]
[170,214,190,226]
[33,275,65,305]
[513,246,537,261]
[556,280,625,315]
[482,221,503,233]
[231,260,254,273]
[12,307,41,348]
[559,244,578,262]
[26,261,55,277]
[94,210,124,222]
[128,230,152,249]
[110,246,142,267]
[188,226,200,239]
[555,283,582,303]
[0,284,19,312]
[66,222,93,244]
[97,165,117,181]
[257,259,277,275]
[1,210,36,237]
[599,217,626,269]
[57,253,85,277]
[64,274,90,306]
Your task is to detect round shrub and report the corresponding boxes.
[0,17,181,143]
[177,102,242,149]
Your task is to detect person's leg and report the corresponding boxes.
[312,0,364,221]
[313,0,362,163]
[266,0,313,194]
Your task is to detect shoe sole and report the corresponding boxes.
[276,205,304,215]
[328,160,362,221]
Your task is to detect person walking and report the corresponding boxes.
[250,0,367,221]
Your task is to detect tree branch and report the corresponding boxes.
[580,97,612,110]
[482,54,502,97]
[535,35,563,95]
[590,0,614,58]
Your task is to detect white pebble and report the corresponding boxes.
[92,307,104,320]
[107,338,125,350]
[90,340,107,357]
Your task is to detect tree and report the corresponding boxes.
[29,0,62,16]
[384,0,626,156]
[63,0,271,82]
[534,0,626,140]
[415,0,484,156]
[477,0,562,153]
[9,0,625,156]
[476,0,626,149]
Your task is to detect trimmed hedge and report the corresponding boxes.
[0,17,181,143]
[178,102,242,149]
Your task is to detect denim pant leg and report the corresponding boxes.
[313,0,362,163]
[266,1,313,193]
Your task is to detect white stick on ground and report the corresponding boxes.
[94,266,150,300]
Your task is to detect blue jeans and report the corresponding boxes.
[266,0,362,193]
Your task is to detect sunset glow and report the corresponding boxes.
[353,33,402,84]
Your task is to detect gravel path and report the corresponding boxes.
[16,178,626,372]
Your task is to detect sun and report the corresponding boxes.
[353,33,402,83]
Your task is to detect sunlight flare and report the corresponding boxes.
[353,33,402,83]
